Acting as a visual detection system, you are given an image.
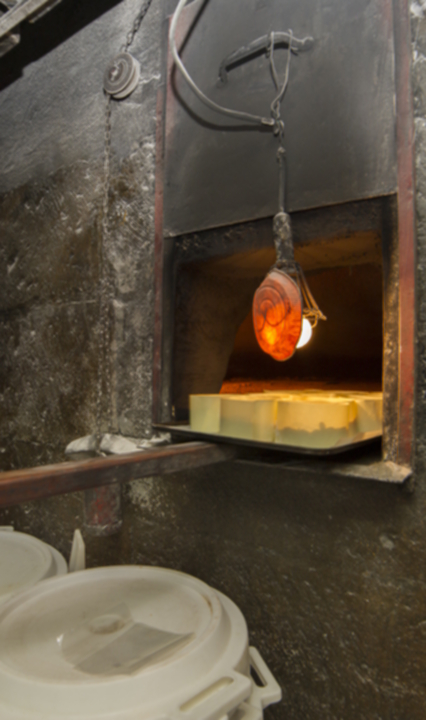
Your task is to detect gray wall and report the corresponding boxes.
[0,0,160,467]
[1,1,426,718]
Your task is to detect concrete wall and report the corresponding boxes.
[1,1,426,718]
[0,0,159,468]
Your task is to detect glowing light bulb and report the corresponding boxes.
[252,270,302,361]
[296,317,313,349]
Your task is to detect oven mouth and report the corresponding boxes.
[151,196,408,478]
[171,242,383,427]
[222,261,382,396]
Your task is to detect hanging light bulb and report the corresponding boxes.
[248,30,325,363]
[253,269,302,361]
[252,212,326,361]
[296,317,313,348]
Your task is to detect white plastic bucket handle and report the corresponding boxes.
[169,670,252,720]
[247,646,282,710]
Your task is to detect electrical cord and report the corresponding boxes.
[169,0,274,127]
[170,2,307,211]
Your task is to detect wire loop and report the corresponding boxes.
[170,1,312,212]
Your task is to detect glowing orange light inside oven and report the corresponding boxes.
[252,269,303,361]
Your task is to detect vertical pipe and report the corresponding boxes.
[84,484,122,537]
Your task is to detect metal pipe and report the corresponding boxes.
[0,442,238,509]
[84,483,122,537]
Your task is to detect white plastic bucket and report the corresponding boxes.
[0,565,281,720]
[0,528,67,606]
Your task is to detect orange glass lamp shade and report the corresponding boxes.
[253,269,303,361]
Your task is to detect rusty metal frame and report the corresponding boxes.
[393,0,416,467]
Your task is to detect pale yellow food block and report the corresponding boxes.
[333,391,383,434]
[220,395,277,442]
[190,390,383,448]
[189,394,221,434]
[355,397,382,433]
[252,396,279,442]
[220,396,252,441]
[266,389,383,437]
[275,398,358,449]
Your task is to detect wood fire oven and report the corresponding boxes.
[152,0,415,484]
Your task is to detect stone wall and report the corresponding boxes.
[0,0,160,468]
[1,1,426,718]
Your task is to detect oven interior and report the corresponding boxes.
[171,199,384,430]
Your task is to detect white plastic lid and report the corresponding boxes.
[0,530,67,606]
[0,566,255,720]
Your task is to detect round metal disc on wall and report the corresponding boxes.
[103,52,140,100]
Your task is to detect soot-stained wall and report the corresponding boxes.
[1,2,426,719]
[0,0,160,468]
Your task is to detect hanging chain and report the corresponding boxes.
[122,0,154,51]
[96,94,113,446]
[96,2,154,447]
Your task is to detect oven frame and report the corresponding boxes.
[152,0,416,482]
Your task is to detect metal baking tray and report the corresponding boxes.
[153,424,382,457]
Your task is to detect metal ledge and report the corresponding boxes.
[154,424,412,486]
[0,441,237,509]
[0,437,413,511]
[236,455,413,486]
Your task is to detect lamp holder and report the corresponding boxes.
[271,211,327,328]
[272,211,294,264]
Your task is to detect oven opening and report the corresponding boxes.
[172,206,383,436]
[223,262,382,396]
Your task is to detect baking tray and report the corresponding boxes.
[153,424,382,457]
